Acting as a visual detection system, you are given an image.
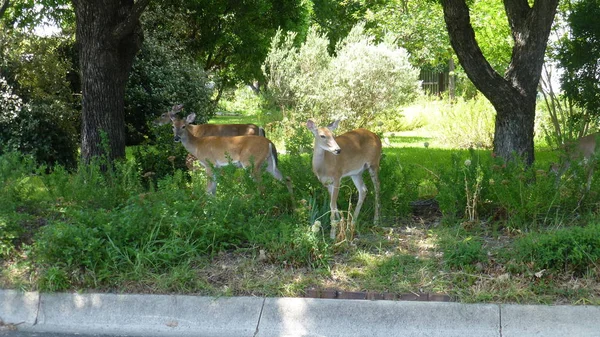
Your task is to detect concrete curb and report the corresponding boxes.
[258,298,500,337]
[36,292,264,336]
[0,290,39,329]
[501,304,600,337]
[2,289,600,336]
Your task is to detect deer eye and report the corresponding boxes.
[320,134,326,139]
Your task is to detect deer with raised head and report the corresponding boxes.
[306,119,381,240]
[155,104,265,169]
[171,112,292,196]
[552,132,599,191]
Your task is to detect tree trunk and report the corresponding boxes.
[72,0,149,163]
[441,0,559,165]
[0,0,9,18]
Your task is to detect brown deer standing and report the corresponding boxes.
[306,119,382,240]
[552,132,599,191]
[154,104,265,169]
[171,112,293,197]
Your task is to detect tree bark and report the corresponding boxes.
[0,0,9,18]
[72,0,149,163]
[441,0,558,165]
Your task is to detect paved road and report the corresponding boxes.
[2,289,600,337]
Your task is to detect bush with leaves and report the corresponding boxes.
[262,23,420,130]
[556,0,600,126]
[0,77,22,148]
[323,24,420,128]
[12,101,79,170]
[0,82,78,169]
[125,34,214,145]
[0,33,80,169]
[509,223,600,276]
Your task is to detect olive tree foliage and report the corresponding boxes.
[263,23,420,130]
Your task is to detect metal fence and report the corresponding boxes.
[420,69,449,96]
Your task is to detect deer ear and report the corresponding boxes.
[186,113,196,124]
[306,119,316,131]
[328,120,340,131]
[173,104,184,111]
[168,111,177,121]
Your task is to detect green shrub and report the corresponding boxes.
[487,158,564,229]
[0,100,78,170]
[1,35,80,169]
[125,32,214,146]
[34,219,107,289]
[434,148,594,228]
[131,125,189,184]
[0,213,26,258]
[378,153,416,222]
[439,235,487,270]
[509,223,600,276]
[0,77,22,149]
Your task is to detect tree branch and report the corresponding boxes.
[503,0,530,32]
[112,0,150,40]
[0,0,10,19]
[504,0,559,94]
[440,0,508,97]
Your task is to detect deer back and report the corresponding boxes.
[190,124,261,138]
[317,129,381,179]
[186,134,272,167]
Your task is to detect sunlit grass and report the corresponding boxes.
[209,114,260,125]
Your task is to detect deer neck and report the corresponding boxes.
[180,127,205,156]
[311,142,333,178]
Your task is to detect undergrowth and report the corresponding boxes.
[1,141,600,304]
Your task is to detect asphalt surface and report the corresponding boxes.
[2,289,600,337]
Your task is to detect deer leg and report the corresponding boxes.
[327,180,341,239]
[369,166,381,225]
[251,164,265,193]
[205,167,217,195]
[351,174,367,225]
[585,163,595,192]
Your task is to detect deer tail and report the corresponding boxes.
[269,142,279,167]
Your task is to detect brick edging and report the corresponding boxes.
[304,288,452,302]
